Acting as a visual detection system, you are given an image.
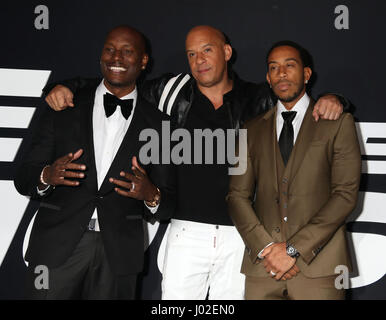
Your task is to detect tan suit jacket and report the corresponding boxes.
[227,100,361,278]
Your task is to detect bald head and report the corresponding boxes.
[105,25,147,55]
[186,25,226,47]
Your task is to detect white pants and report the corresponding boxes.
[159,219,245,300]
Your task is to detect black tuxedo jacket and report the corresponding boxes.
[14,84,176,276]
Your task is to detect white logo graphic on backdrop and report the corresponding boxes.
[347,192,386,288]
[334,5,349,30]
[356,122,386,174]
[0,68,51,266]
[34,5,49,30]
[353,113,386,286]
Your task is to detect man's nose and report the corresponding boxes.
[279,65,287,77]
[196,52,205,64]
[112,50,123,61]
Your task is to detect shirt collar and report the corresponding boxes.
[277,92,310,118]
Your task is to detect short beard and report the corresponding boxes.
[105,78,132,88]
[276,83,305,103]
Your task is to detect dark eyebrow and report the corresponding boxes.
[268,57,299,65]
[104,42,132,48]
[285,58,299,63]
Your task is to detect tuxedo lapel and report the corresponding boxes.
[286,101,317,186]
[98,95,147,195]
[78,89,98,193]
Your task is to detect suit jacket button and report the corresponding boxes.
[275,198,279,204]
[275,227,280,233]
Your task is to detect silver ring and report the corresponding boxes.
[131,182,135,191]
[270,270,276,276]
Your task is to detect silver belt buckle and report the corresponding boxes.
[88,218,96,231]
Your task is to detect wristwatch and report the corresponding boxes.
[286,243,300,258]
[145,187,161,207]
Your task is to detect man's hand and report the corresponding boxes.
[45,85,74,111]
[109,156,158,201]
[41,149,86,188]
[312,94,343,121]
[281,265,300,281]
[261,242,296,280]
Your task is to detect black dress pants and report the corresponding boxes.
[26,231,137,300]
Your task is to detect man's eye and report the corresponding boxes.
[105,47,114,53]
[188,52,195,58]
[270,66,277,71]
[287,63,294,67]
[204,48,211,53]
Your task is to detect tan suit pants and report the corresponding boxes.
[245,272,345,300]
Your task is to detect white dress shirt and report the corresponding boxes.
[91,80,158,231]
[276,92,310,143]
[93,81,137,189]
[91,80,138,231]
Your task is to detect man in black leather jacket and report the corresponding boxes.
[44,25,348,300]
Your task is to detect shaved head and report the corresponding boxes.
[105,25,147,54]
[186,25,226,45]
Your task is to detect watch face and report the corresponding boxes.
[287,245,298,257]
[287,246,295,255]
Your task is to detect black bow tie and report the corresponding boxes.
[103,93,133,119]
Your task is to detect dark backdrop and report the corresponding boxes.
[1,0,385,300]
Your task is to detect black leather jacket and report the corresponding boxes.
[44,72,349,130]
[141,72,276,131]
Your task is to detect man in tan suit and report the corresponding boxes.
[227,41,361,300]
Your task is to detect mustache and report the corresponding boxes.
[275,80,292,85]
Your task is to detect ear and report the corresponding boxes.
[141,53,149,69]
[303,67,312,84]
[224,44,232,62]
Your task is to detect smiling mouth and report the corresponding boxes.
[108,66,127,73]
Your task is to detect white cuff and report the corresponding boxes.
[258,242,275,259]
[36,185,50,196]
[144,201,159,214]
